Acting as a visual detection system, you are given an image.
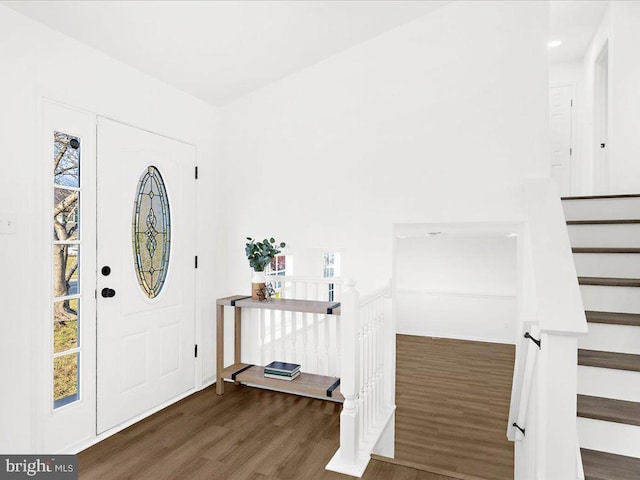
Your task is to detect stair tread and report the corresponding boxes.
[562,193,640,200]
[568,219,640,225]
[581,448,640,480]
[573,247,640,254]
[578,395,640,426]
[579,276,640,287]
[586,311,640,327]
[578,349,640,373]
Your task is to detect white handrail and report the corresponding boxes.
[507,324,540,441]
[265,274,345,286]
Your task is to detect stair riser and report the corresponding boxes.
[563,197,640,221]
[568,224,640,248]
[574,253,640,279]
[578,417,640,458]
[580,285,640,314]
[578,366,640,403]
[579,323,640,355]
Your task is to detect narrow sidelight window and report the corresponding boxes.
[52,132,81,409]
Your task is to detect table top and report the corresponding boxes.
[216,295,341,315]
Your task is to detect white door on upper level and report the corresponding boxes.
[550,85,573,196]
[96,118,196,434]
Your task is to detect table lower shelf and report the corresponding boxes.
[221,363,343,402]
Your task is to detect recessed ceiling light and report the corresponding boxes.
[548,40,562,48]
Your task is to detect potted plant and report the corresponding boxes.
[245,237,286,300]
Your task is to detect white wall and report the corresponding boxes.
[609,1,640,193]
[219,0,550,297]
[395,234,517,343]
[581,4,612,195]
[580,1,640,195]
[0,5,222,453]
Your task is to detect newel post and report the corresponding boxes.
[340,280,360,464]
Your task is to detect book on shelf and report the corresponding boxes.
[264,361,301,375]
[264,369,299,377]
[264,372,300,381]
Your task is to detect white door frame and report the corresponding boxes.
[593,41,609,194]
[36,99,201,454]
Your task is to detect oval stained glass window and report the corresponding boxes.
[132,166,171,298]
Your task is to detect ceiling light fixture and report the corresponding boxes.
[547,40,562,48]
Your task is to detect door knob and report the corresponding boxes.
[101,288,116,298]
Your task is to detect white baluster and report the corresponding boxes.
[292,311,298,363]
[280,309,286,360]
[303,312,309,371]
[313,313,320,373]
[324,312,331,376]
[359,317,366,444]
[336,311,341,377]
[259,308,266,366]
[270,310,276,362]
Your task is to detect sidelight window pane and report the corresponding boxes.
[53,352,79,409]
[54,132,80,188]
[53,298,79,354]
[54,188,79,241]
[53,245,79,297]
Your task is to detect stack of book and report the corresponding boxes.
[264,361,301,381]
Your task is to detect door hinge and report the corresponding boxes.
[195,255,198,268]
[194,344,198,358]
[195,166,199,179]
[570,147,572,156]
[570,99,573,107]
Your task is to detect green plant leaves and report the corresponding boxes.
[244,236,286,272]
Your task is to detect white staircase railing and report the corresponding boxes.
[260,275,395,476]
[326,281,395,477]
[261,275,342,377]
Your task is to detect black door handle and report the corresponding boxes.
[101,288,116,298]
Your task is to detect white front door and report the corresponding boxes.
[96,118,196,434]
[549,85,573,196]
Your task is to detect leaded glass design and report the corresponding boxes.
[132,166,171,299]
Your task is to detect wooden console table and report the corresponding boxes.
[215,295,343,402]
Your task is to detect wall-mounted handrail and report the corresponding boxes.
[508,326,540,441]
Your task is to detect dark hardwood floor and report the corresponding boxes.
[79,382,453,480]
[79,335,515,479]
[383,335,515,480]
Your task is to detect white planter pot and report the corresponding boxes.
[251,270,266,300]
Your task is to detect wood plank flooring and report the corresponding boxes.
[384,335,515,480]
[78,382,454,480]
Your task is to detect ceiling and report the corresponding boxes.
[549,0,609,63]
[3,0,448,106]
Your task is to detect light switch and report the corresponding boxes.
[0,212,16,235]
